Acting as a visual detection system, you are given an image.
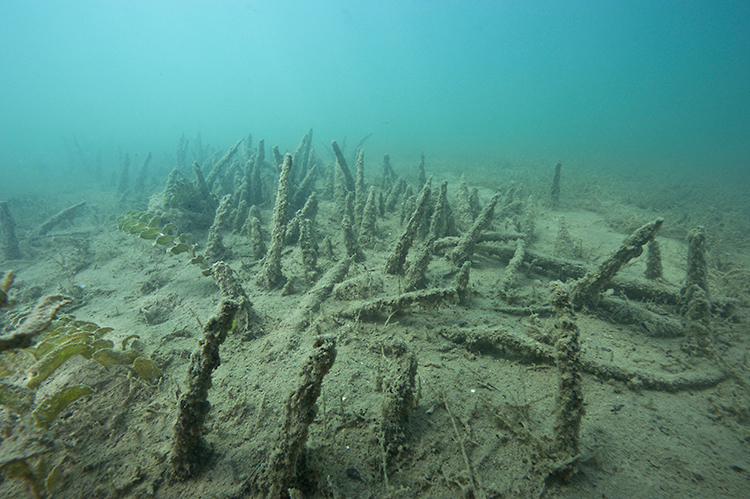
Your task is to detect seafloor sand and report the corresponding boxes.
[1,147,749,498]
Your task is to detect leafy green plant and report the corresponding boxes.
[116,210,210,275]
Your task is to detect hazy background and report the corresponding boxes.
[1,0,748,195]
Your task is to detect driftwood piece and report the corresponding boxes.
[597,297,685,338]
[434,231,524,254]
[481,242,681,307]
[438,325,555,364]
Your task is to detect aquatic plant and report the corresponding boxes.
[0,316,161,497]
[116,210,210,275]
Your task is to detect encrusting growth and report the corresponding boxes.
[256,154,292,290]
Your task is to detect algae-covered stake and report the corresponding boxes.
[256,154,292,290]
[170,299,239,480]
[204,193,233,262]
[446,191,502,268]
[404,237,435,292]
[550,160,562,209]
[342,217,366,263]
[549,281,583,479]
[380,340,418,457]
[254,336,337,497]
[212,261,254,335]
[679,226,711,321]
[384,178,432,275]
[0,201,21,261]
[359,185,378,246]
[570,217,663,307]
[645,239,663,280]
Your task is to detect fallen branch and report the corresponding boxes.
[438,325,725,392]
[36,201,86,236]
[338,287,458,320]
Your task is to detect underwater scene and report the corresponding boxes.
[1,1,749,498]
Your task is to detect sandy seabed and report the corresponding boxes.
[1,151,749,499]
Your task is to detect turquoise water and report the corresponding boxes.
[1,1,748,194]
